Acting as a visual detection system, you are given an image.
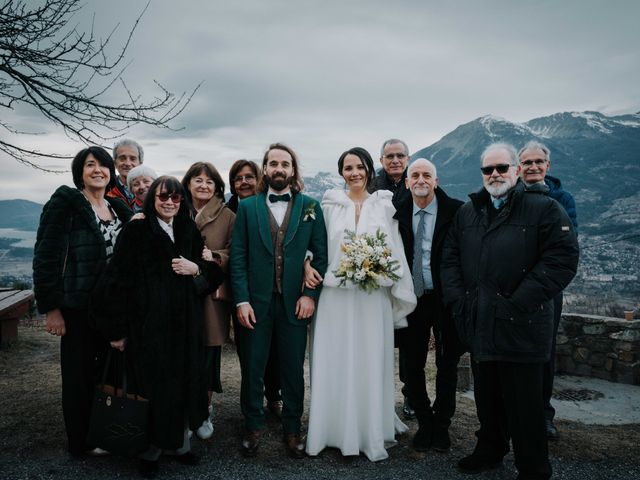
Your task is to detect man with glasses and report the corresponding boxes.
[372,138,411,205]
[441,143,579,479]
[372,138,413,418]
[518,141,578,441]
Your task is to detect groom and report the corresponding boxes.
[230,143,328,459]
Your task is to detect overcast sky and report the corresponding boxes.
[2,0,639,203]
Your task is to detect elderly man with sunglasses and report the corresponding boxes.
[441,143,579,480]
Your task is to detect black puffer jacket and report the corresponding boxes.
[440,182,579,363]
[33,185,132,314]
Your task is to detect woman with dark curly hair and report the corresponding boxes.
[33,146,132,457]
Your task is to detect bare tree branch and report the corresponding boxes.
[0,0,201,171]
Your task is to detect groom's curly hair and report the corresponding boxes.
[259,143,304,194]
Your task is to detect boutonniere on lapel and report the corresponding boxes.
[303,203,317,222]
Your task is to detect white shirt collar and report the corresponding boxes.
[156,216,174,242]
[267,187,292,199]
[412,195,438,216]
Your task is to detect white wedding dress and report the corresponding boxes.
[306,189,417,462]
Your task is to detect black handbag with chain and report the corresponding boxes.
[87,349,149,456]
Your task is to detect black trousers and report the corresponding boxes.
[59,308,107,455]
[471,360,551,479]
[397,292,466,428]
[542,293,563,421]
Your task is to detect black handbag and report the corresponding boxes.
[87,349,149,456]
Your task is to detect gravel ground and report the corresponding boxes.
[1,321,639,480]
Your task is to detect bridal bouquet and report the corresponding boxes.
[333,228,400,293]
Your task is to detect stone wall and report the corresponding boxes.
[557,313,640,385]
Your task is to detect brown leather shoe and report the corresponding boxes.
[266,400,283,418]
[241,430,261,458]
[283,433,306,459]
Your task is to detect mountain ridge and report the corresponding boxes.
[411,110,640,230]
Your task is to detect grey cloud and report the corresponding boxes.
[2,0,640,201]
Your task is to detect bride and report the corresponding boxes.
[305,147,416,462]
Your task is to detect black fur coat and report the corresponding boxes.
[91,215,223,449]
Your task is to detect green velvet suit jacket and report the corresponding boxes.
[230,191,328,325]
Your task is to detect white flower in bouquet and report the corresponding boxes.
[333,228,401,293]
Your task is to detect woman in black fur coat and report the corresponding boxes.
[91,176,223,478]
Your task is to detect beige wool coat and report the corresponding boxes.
[195,196,235,346]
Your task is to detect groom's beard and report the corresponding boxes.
[264,173,292,192]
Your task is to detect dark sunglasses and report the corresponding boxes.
[156,192,183,203]
[480,164,512,175]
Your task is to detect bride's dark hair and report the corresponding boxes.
[337,147,376,191]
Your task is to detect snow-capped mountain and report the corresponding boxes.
[302,171,343,200]
[413,110,640,229]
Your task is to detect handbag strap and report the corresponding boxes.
[99,348,129,399]
[99,348,113,388]
[121,350,128,397]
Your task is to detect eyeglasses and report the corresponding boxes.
[156,192,183,203]
[520,159,548,167]
[383,153,407,160]
[480,164,512,175]
[234,174,256,183]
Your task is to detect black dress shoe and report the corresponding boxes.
[412,427,432,452]
[283,433,306,459]
[241,430,261,458]
[431,427,451,453]
[402,395,416,420]
[139,459,159,479]
[458,452,503,474]
[545,420,559,441]
[174,451,199,466]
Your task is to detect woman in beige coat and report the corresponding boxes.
[182,162,235,440]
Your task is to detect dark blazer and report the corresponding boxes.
[393,186,463,300]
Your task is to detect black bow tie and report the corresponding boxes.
[269,193,291,203]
